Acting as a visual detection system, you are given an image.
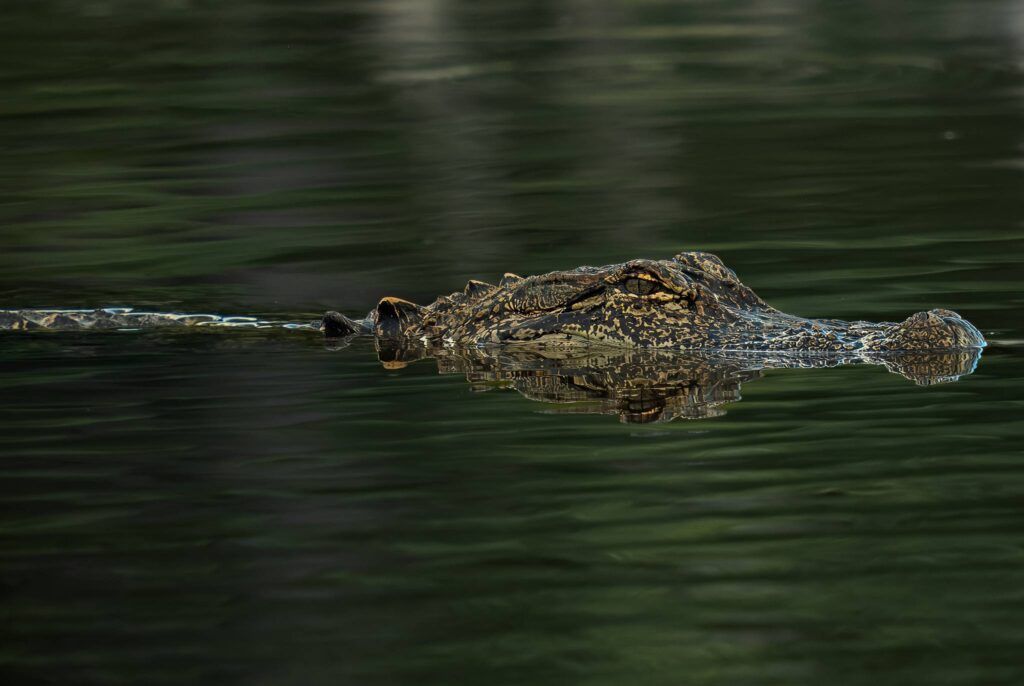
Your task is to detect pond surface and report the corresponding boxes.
[2,1,1024,684]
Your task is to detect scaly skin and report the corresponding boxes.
[0,251,985,353]
[325,251,986,353]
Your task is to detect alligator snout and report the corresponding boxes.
[882,309,986,351]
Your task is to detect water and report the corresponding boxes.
[2,0,1024,683]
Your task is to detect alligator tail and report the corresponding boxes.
[322,311,361,337]
[0,308,324,333]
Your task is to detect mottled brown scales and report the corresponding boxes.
[357,251,985,353]
[0,254,987,423]
[1,251,986,355]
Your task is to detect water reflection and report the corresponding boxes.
[346,341,984,422]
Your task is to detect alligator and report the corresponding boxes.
[319,251,985,353]
[0,251,987,421]
[2,251,985,355]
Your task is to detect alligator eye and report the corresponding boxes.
[623,277,662,296]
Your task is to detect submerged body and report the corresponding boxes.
[323,251,986,354]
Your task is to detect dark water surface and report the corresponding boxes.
[2,1,1024,684]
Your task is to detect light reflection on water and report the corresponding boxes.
[1,0,1024,683]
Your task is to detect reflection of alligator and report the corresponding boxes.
[364,344,983,423]
[2,252,985,354]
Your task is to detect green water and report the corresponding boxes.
[2,1,1024,684]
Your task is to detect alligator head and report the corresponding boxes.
[346,251,985,354]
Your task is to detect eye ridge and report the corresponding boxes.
[561,283,610,311]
